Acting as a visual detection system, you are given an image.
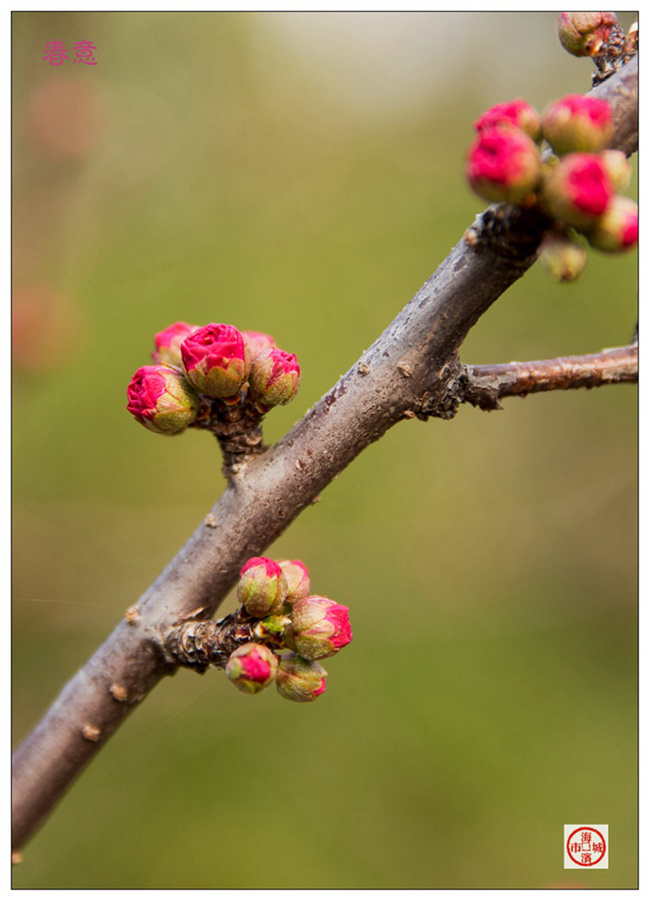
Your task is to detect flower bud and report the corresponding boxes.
[539,232,588,282]
[599,150,632,193]
[252,614,291,642]
[152,321,199,368]
[474,99,541,142]
[277,559,311,603]
[242,330,277,359]
[541,95,612,155]
[225,643,278,694]
[541,153,614,230]
[557,12,618,57]
[284,596,353,660]
[238,557,289,618]
[126,365,200,435]
[585,195,638,253]
[466,128,542,205]
[249,348,301,408]
[276,653,327,702]
[180,323,251,398]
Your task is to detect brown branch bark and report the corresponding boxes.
[11,54,638,854]
[462,344,638,410]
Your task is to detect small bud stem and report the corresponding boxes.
[164,613,254,671]
[592,23,634,84]
[193,392,268,478]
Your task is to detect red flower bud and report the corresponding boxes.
[557,11,618,57]
[225,643,278,694]
[466,128,542,205]
[599,150,632,193]
[284,596,353,660]
[126,365,200,435]
[238,557,288,618]
[276,653,327,702]
[242,330,277,359]
[277,559,311,603]
[541,94,612,155]
[539,232,588,282]
[152,321,199,368]
[474,99,541,142]
[249,348,301,409]
[541,153,614,230]
[585,195,638,253]
[180,323,251,398]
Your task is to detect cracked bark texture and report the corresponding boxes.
[11,54,638,853]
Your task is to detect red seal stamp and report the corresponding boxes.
[564,824,608,869]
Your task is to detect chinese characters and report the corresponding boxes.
[43,41,98,66]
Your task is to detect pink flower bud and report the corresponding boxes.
[276,653,327,702]
[557,11,618,57]
[284,596,353,660]
[541,153,614,230]
[152,321,199,367]
[242,330,277,359]
[126,365,200,435]
[180,323,251,398]
[539,232,588,282]
[466,128,542,205]
[474,99,541,142]
[238,557,289,618]
[225,643,278,694]
[585,195,638,253]
[541,95,612,155]
[277,559,311,603]
[249,348,301,409]
[599,150,632,193]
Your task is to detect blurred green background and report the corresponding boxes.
[12,11,637,889]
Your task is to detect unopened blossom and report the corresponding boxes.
[277,559,311,604]
[541,153,614,230]
[225,643,278,694]
[152,321,198,368]
[539,232,588,282]
[126,365,199,435]
[474,99,541,142]
[599,150,632,193]
[276,653,327,702]
[284,596,353,660]
[180,323,251,398]
[586,195,638,253]
[557,11,618,57]
[249,348,301,408]
[237,557,289,618]
[466,128,542,204]
[541,94,612,155]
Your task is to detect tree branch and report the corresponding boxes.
[12,54,638,854]
[461,344,638,410]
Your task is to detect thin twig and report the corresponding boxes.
[462,344,638,410]
[11,54,638,855]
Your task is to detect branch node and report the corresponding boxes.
[163,614,255,672]
[592,21,638,85]
[81,724,101,742]
[467,203,553,266]
[109,683,128,702]
[124,606,141,626]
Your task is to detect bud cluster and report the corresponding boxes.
[225,556,353,702]
[126,321,301,470]
[466,75,637,283]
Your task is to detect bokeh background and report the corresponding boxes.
[12,11,637,889]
